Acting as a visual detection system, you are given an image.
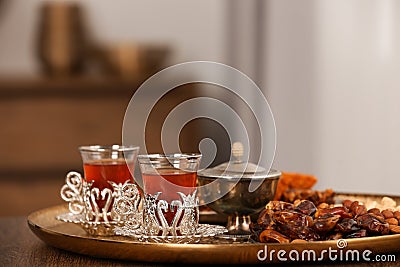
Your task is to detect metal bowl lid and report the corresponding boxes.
[198,142,281,179]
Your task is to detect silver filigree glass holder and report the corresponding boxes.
[113,189,228,243]
[142,190,200,237]
[57,171,142,236]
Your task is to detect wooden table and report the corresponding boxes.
[0,217,398,266]
[0,216,171,266]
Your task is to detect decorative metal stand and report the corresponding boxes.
[56,171,227,242]
[57,171,142,236]
[142,190,199,236]
[112,189,227,243]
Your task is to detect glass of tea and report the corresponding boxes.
[138,153,202,237]
[79,145,139,209]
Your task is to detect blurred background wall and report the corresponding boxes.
[265,0,400,194]
[0,0,399,215]
[0,0,227,74]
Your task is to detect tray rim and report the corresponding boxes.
[28,193,400,264]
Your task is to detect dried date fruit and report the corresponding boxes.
[272,211,319,241]
[368,208,381,214]
[280,189,335,205]
[342,199,353,210]
[315,207,352,219]
[259,229,290,243]
[349,201,360,210]
[336,218,360,233]
[294,200,317,216]
[313,214,340,233]
[257,209,274,229]
[250,223,265,242]
[394,211,400,221]
[266,201,294,212]
[276,224,320,241]
[326,232,343,240]
[349,201,367,217]
[382,209,394,219]
[318,203,330,209]
[385,218,398,226]
[254,196,398,244]
[272,211,313,227]
[389,225,400,234]
[346,229,367,238]
[357,214,390,235]
[367,208,384,220]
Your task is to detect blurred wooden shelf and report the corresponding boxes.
[0,75,145,98]
[0,75,203,180]
[0,75,143,179]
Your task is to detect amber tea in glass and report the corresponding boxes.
[138,153,201,236]
[79,145,139,209]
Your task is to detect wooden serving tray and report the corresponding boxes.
[28,193,400,264]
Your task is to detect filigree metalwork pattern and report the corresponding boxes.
[113,181,142,229]
[60,172,89,215]
[58,171,142,236]
[140,190,199,237]
[57,172,225,240]
[114,223,227,244]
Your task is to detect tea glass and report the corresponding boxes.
[137,153,201,237]
[79,145,139,211]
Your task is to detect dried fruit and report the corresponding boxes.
[294,200,317,216]
[336,218,360,233]
[382,209,394,219]
[342,200,353,210]
[266,201,294,212]
[357,214,390,235]
[259,229,290,243]
[367,208,384,220]
[313,214,340,233]
[281,189,335,205]
[257,208,274,229]
[272,211,313,227]
[315,207,352,219]
[368,208,381,215]
[346,229,367,238]
[394,211,400,221]
[326,232,343,240]
[254,194,399,243]
[349,201,367,217]
[274,172,317,200]
[276,224,320,241]
[318,203,330,209]
[385,217,398,226]
[389,224,400,234]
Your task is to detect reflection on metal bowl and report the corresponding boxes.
[198,168,280,235]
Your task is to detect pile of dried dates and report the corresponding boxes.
[279,189,335,206]
[251,199,400,243]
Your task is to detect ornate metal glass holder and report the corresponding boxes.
[57,171,142,236]
[113,189,227,243]
[56,171,227,242]
[142,190,199,236]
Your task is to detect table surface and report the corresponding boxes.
[0,216,399,266]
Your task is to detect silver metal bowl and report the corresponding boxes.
[197,168,281,236]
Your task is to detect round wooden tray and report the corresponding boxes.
[28,193,400,264]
